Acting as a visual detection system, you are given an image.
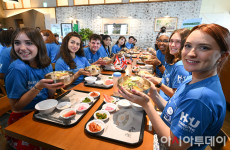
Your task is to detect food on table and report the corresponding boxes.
[90,92,99,97]
[103,94,116,103]
[89,122,102,132]
[77,105,88,111]
[45,71,74,85]
[95,112,107,119]
[115,66,122,70]
[102,103,116,112]
[63,110,76,118]
[138,70,153,77]
[105,106,114,111]
[82,97,92,103]
[104,79,113,85]
[85,65,101,76]
[108,76,113,79]
[118,76,151,92]
[132,65,140,72]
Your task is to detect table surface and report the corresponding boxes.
[5,59,154,150]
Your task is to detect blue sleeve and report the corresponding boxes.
[55,59,68,71]
[84,57,90,67]
[171,66,190,88]
[170,100,212,139]
[5,65,28,99]
[0,52,11,74]
[112,45,116,54]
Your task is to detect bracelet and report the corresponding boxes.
[157,63,163,68]
[34,85,42,91]
[155,81,162,88]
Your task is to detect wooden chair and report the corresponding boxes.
[0,96,11,135]
[0,79,7,97]
[206,129,230,150]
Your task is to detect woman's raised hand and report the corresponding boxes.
[118,86,150,108]
[77,68,91,76]
[36,79,65,90]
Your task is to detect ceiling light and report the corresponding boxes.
[164,15,170,18]
[3,0,19,3]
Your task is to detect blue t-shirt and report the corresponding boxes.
[84,47,103,64]
[55,55,90,85]
[112,44,122,54]
[0,47,12,74]
[160,60,190,101]
[125,42,134,49]
[0,44,5,54]
[161,75,226,149]
[155,50,165,77]
[46,43,60,63]
[5,59,52,110]
[99,45,109,57]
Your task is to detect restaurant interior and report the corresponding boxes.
[0,0,230,150]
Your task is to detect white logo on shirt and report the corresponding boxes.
[180,112,200,128]
[167,107,173,115]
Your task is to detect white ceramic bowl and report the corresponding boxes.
[94,110,110,121]
[56,101,71,110]
[75,103,90,112]
[80,96,94,104]
[117,100,131,108]
[88,91,100,100]
[86,120,105,134]
[95,80,103,85]
[35,99,58,114]
[102,103,117,112]
[131,102,143,111]
[85,76,97,84]
[59,108,76,119]
[104,96,116,104]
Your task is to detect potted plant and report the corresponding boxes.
[79,28,93,46]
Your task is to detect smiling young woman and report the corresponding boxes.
[5,27,64,149]
[119,24,230,149]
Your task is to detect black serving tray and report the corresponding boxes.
[84,100,146,147]
[102,66,126,73]
[33,90,100,128]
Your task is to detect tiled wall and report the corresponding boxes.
[56,0,201,47]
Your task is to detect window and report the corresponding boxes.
[104,23,128,35]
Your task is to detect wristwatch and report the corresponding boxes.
[157,63,163,68]
[155,81,162,88]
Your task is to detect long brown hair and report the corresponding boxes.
[115,36,126,48]
[60,32,84,69]
[40,29,58,44]
[165,28,190,64]
[189,24,230,72]
[10,27,51,68]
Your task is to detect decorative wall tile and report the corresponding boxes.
[56,0,201,47]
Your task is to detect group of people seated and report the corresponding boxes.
[0,23,229,149]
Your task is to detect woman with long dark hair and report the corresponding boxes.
[55,32,90,85]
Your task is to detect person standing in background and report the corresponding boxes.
[40,30,60,63]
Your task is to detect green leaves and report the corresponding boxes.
[79,28,93,43]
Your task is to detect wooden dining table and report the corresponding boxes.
[5,59,154,150]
